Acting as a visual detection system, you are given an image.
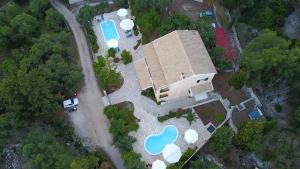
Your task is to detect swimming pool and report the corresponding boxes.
[100,20,120,41]
[144,125,178,155]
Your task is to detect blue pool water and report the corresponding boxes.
[144,125,178,155]
[100,20,119,41]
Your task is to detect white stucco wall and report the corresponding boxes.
[69,0,84,4]
[156,73,216,102]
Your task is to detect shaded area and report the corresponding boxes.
[232,99,256,126]
[213,72,247,105]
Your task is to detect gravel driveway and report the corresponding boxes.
[50,1,124,168]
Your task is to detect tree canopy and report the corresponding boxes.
[233,120,265,152]
[209,126,234,155]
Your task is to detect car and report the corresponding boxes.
[199,10,214,18]
[63,98,79,109]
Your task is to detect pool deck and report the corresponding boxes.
[92,10,141,57]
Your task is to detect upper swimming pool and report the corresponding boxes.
[144,125,178,155]
[100,20,120,41]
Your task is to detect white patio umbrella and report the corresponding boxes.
[152,160,166,169]
[162,144,182,163]
[107,39,118,48]
[117,8,128,17]
[184,129,199,144]
[120,19,134,30]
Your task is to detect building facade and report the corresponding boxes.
[134,30,217,102]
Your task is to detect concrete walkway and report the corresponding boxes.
[50,1,124,168]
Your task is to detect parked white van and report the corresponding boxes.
[63,98,79,109]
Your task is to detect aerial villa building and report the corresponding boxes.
[134,30,217,103]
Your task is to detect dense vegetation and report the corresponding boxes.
[221,0,293,31]
[93,56,122,92]
[104,104,146,169]
[0,1,111,168]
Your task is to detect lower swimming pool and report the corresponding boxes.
[100,20,119,41]
[144,125,178,155]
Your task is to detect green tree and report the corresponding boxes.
[20,128,75,169]
[0,26,13,49]
[44,9,65,32]
[0,69,60,120]
[10,13,39,42]
[228,72,247,89]
[136,10,161,34]
[123,151,147,169]
[121,50,133,64]
[241,29,298,87]
[113,0,128,7]
[209,126,234,155]
[158,14,192,36]
[233,120,265,152]
[291,106,300,133]
[94,57,122,89]
[39,54,83,96]
[194,17,215,48]
[28,0,49,18]
[70,154,100,169]
[76,5,95,27]
[107,48,116,58]
[6,2,21,19]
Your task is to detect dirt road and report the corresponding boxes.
[50,1,124,168]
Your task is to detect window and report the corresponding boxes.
[159,93,168,98]
[197,77,209,83]
[160,88,169,93]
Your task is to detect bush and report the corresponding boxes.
[228,72,248,90]
[121,50,132,64]
[133,39,141,50]
[208,126,234,156]
[93,57,122,90]
[141,88,157,102]
[214,112,225,124]
[107,48,116,58]
[158,109,193,123]
[167,148,195,169]
[274,104,282,112]
[104,105,146,169]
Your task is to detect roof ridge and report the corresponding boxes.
[174,30,195,75]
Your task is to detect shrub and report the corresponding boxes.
[228,72,248,90]
[168,148,195,169]
[121,50,133,64]
[274,104,282,112]
[104,105,146,169]
[107,48,116,58]
[133,39,141,50]
[209,126,234,156]
[214,112,224,124]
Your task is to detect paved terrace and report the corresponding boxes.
[108,63,215,163]
[92,9,141,58]
[95,9,232,165]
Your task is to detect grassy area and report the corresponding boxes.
[195,101,227,126]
